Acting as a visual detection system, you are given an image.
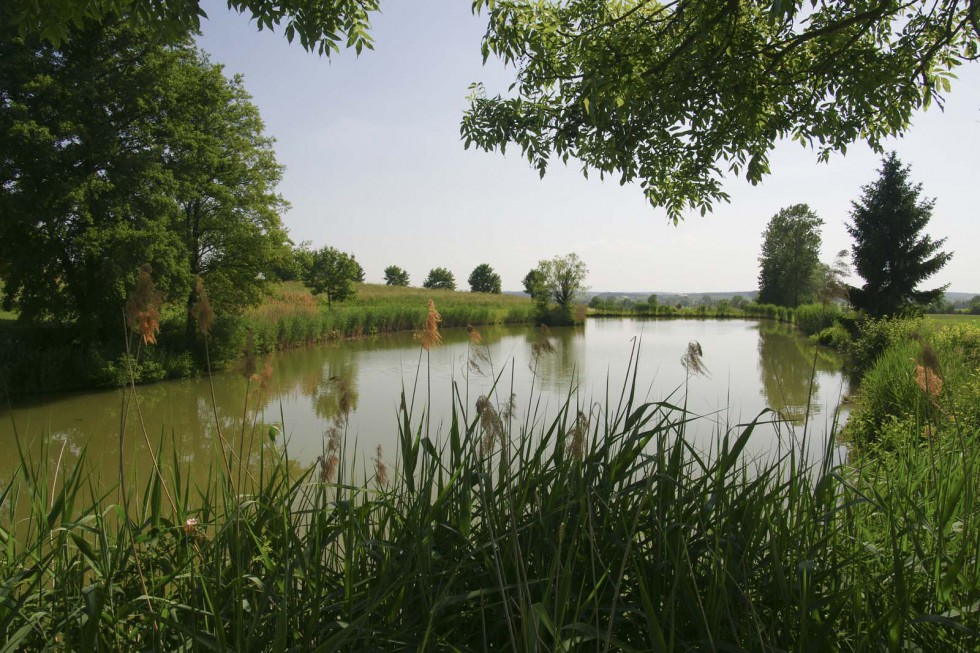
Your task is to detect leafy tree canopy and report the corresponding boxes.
[304,246,360,306]
[757,204,823,308]
[0,22,290,341]
[463,0,978,221]
[522,268,546,299]
[468,263,502,294]
[423,268,457,291]
[535,253,589,307]
[384,265,410,287]
[847,153,952,318]
[3,0,379,55]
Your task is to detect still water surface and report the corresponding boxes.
[0,319,848,487]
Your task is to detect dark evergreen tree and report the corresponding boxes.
[847,154,952,318]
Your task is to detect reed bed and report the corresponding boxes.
[242,283,536,353]
[590,302,798,323]
[2,347,977,651]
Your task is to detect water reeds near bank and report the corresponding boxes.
[2,352,977,650]
[0,283,536,397]
[590,301,798,324]
[240,283,536,353]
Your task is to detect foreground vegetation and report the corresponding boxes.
[2,318,978,650]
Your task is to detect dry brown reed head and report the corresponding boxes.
[567,410,589,461]
[254,356,274,391]
[681,340,709,377]
[243,329,257,379]
[191,276,215,337]
[415,299,442,350]
[337,381,354,419]
[477,395,505,455]
[914,364,943,400]
[319,454,338,483]
[532,324,556,357]
[914,343,943,400]
[467,324,482,345]
[373,444,388,486]
[500,393,517,422]
[125,263,162,346]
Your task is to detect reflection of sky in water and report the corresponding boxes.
[0,319,849,488]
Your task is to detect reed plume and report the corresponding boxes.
[476,395,505,455]
[373,444,388,487]
[191,276,215,337]
[125,263,161,346]
[415,299,442,350]
[567,410,589,460]
[681,340,709,377]
[531,324,556,357]
[243,329,257,379]
[913,342,943,401]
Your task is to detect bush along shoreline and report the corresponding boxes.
[1,327,978,650]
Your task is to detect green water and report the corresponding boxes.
[0,319,847,487]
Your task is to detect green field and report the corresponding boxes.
[926,312,980,326]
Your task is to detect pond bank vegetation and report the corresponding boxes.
[1,315,978,650]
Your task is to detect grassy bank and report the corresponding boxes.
[2,343,977,650]
[0,283,536,397]
[844,317,980,448]
[242,282,536,353]
[589,301,799,324]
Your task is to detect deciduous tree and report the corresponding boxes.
[463,0,977,220]
[0,23,187,338]
[3,0,379,56]
[0,23,291,343]
[384,265,410,286]
[847,154,952,317]
[468,264,502,294]
[162,48,290,343]
[757,205,823,308]
[423,268,456,291]
[304,246,359,306]
[535,253,589,311]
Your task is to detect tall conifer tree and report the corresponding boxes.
[847,154,951,317]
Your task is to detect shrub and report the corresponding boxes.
[796,303,841,335]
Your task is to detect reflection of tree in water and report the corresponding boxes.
[757,323,842,422]
[526,325,585,392]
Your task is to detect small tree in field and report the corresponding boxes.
[384,265,410,286]
[423,267,456,291]
[847,154,952,317]
[468,263,501,294]
[304,246,359,306]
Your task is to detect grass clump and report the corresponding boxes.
[845,318,980,450]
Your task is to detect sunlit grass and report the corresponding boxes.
[242,282,536,351]
[926,313,980,326]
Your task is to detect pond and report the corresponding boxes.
[0,318,849,488]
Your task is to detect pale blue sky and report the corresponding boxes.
[197,0,979,294]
